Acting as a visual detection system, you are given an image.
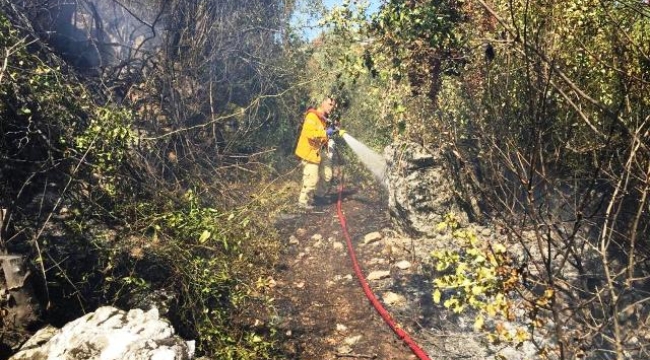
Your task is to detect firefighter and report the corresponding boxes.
[294,97,345,209]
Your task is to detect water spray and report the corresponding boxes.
[340,133,387,188]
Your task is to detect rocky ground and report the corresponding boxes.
[270,177,532,360]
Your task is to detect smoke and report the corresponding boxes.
[23,0,165,68]
[88,1,164,63]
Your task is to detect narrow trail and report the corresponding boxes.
[272,181,424,359]
[269,151,541,360]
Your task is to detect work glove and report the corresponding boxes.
[338,129,346,137]
[326,128,338,138]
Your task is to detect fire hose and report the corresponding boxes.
[335,172,432,360]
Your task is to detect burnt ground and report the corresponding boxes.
[271,177,433,360]
[268,156,540,360]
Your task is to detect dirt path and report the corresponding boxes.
[272,182,424,360]
[268,157,541,360]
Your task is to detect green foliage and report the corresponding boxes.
[0,9,140,209]
[370,0,469,101]
[373,0,465,50]
[415,2,650,357]
[128,187,281,358]
[151,189,239,250]
[0,6,285,358]
[474,0,649,164]
[73,107,137,196]
[171,248,277,359]
[431,213,530,345]
[307,1,409,147]
[312,0,472,149]
[74,107,136,166]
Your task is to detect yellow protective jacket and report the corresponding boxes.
[295,109,328,164]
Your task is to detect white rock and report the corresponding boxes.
[363,232,383,244]
[337,345,353,354]
[395,260,412,270]
[333,242,345,251]
[10,306,194,360]
[289,235,299,245]
[367,270,391,281]
[311,234,323,241]
[382,292,407,306]
[149,347,178,360]
[344,335,362,346]
[15,325,58,352]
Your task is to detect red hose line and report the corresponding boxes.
[335,175,431,360]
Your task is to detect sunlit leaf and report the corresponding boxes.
[473,315,484,331]
[199,230,211,243]
[471,286,484,296]
[492,243,507,254]
[433,289,442,303]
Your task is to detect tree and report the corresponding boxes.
[337,0,650,358]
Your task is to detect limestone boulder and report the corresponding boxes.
[10,306,194,360]
[384,142,467,237]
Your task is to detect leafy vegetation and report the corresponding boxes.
[317,0,650,359]
[0,0,304,357]
[2,0,650,358]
